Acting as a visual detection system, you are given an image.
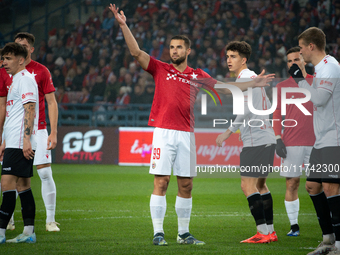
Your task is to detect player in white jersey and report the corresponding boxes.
[0,42,38,244]
[289,27,340,255]
[1,32,59,232]
[216,41,276,244]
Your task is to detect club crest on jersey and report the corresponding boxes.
[152,161,156,169]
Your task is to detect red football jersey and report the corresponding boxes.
[273,75,315,146]
[0,67,12,97]
[146,57,215,132]
[25,60,55,129]
[0,61,55,129]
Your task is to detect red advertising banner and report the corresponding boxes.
[55,127,119,164]
[119,127,281,166]
[119,127,154,165]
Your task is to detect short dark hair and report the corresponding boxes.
[1,42,28,59]
[170,35,191,49]
[14,32,35,47]
[225,41,252,62]
[286,46,301,55]
[298,27,326,51]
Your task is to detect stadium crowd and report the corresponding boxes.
[28,0,340,106]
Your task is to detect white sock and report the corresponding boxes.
[335,241,340,250]
[175,196,192,235]
[267,224,274,233]
[257,223,269,235]
[323,233,335,244]
[23,225,34,235]
[285,199,299,226]
[37,167,56,223]
[150,194,166,236]
[0,228,5,236]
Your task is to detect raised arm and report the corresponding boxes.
[109,4,150,70]
[23,102,36,160]
[215,70,275,94]
[45,92,58,150]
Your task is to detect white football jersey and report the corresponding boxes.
[228,69,276,147]
[312,55,340,148]
[4,69,39,149]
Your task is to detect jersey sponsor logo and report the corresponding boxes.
[24,92,34,97]
[62,130,104,162]
[320,80,333,87]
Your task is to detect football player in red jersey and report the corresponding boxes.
[109,3,274,246]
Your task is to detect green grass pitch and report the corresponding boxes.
[1,164,322,254]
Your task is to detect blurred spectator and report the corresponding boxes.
[142,84,155,104]
[89,75,106,102]
[323,18,338,43]
[82,64,98,89]
[85,11,101,31]
[102,10,115,33]
[55,85,69,109]
[116,86,131,106]
[72,66,86,91]
[130,85,145,104]
[79,86,91,104]
[45,53,55,72]
[105,72,121,103]
[65,68,77,91]
[122,73,134,89]
[53,39,71,60]
[52,68,64,88]
[62,57,77,77]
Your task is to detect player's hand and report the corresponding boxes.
[216,130,232,147]
[275,138,287,158]
[288,63,304,84]
[47,132,57,150]
[253,70,275,87]
[109,4,126,26]
[0,141,5,161]
[23,138,35,160]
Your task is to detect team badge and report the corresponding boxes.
[152,161,156,169]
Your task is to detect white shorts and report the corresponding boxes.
[33,129,52,166]
[149,128,196,177]
[280,146,312,177]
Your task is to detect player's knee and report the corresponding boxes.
[37,167,53,181]
[286,179,299,192]
[179,181,192,193]
[305,181,321,195]
[154,178,169,193]
[323,184,339,197]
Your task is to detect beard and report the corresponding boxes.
[170,55,186,65]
